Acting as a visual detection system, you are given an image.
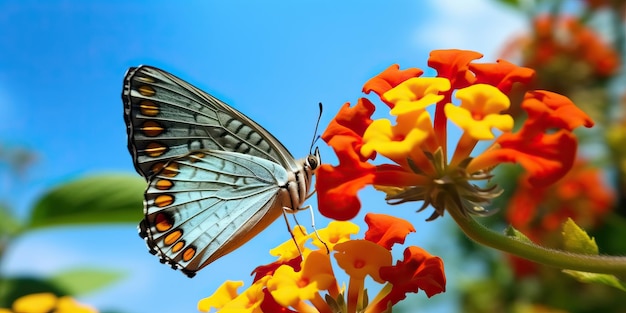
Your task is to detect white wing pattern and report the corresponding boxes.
[122,66,320,277]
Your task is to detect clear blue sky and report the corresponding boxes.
[0,1,522,312]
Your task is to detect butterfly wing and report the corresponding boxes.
[122,65,299,179]
[140,150,290,277]
[123,65,314,277]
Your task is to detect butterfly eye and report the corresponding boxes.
[307,155,319,169]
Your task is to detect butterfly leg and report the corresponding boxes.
[281,208,304,258]
[304,189,317,200]
[296,205,330,254]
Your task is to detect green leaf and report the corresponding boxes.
[27,174,145,229]
[560,219,626,292]
[49,268,125,295]
[0,276,68,307]
[562,218,598,255]
[0,202,23,237]
[491,0,525,10]
[504,225,534,244]
[562,270,626,292]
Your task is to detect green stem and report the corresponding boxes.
[447,203,626,276]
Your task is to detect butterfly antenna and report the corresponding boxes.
[309,102,323,154]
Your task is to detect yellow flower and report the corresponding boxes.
[269,225,311,261]
[199,214,446,313]
[383,77,450,115]
[198,281,245,312]
[2,293,97,313]
[267,251,336,309]
[199,278,268,313]
[308,221,360,251]
[445,84,514,140]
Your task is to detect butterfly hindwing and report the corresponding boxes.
[140,150,290,276]
[122,65,297,179]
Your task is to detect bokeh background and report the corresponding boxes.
[2,1,624,313]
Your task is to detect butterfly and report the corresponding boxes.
[122,65,321,278]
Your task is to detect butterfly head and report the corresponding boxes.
[307,147,321,172]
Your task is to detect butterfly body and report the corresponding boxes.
[123,66,320,277]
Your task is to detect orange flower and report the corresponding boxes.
[506,159,615,242]
[504,160,615,278]
[504,15,620,78]
[364,213,416,249]
[317,49,593,221]
[371,246,446,312]
[199,214,445,313]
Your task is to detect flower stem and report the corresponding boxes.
[447,202,626,276]
[347,277,364,313]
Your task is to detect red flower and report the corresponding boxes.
[370,246,446,311]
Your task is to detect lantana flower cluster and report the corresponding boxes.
[198,213,445,313]
[504,15,621,79]
[316,49,594,222]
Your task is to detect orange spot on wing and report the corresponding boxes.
[145,142,167,157]
[142,121,165,137]
[164,229,183,245]
[138,85,155,97]
[136,75,155,83]
[154,195,174,208]
[150,162,165,175]
[188,152,206,163]
[154,212,174,232]
[160,163,179,177]
[139,100,159,116]
[182,246,196,262]
[172,241,185,253]
[154,179,173,190]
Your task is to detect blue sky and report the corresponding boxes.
[0,1,523,312]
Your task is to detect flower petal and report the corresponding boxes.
[267,251,335,307]
[364,213,416,250]
[362,64,424,100]
[198,281,245,312]
[522,90,594,131]
[469,59,535,93]
[469,130,579,186]
[334,240,392,283]
[446,84,514,140]
[310,221,360,251]
[252,256,302,282]
[382,77,450,115]
[259,289,298,313]
[317,98,377,220]
[361,110,433,162]
[428,49,483,89]
[269,225,310,262]
[379,246,446,303]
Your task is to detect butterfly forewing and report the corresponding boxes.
[141,150,290,275]
[123,66,297,179]
[123,65,321,277]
